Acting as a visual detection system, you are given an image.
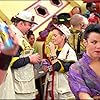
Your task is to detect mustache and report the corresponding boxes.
[26,30,33,34]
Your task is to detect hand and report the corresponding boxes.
[47,42,56,55]
[29,53,41,64]
[79,92,93,100]
[93,96,100,99]
[1,29,19,55]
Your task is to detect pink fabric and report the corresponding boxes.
[0,70,6,85]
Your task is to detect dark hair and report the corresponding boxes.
[11,17,24,24]
[84,24,100,40]
[71,6,82,14]
[27,30,34,39]
[86,2,93,9]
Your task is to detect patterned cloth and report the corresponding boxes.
[68,52,100,99]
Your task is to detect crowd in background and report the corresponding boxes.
[0,1,100,100]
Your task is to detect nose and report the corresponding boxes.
[96,42,100,49]
[52,36,54,40]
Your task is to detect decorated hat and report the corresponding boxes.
[53,24,70,38]
[16,11,37,24]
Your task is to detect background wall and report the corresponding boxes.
[0,0,86,38]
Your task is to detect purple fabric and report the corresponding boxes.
[40,59,50,67]
[39,22,53,39]
[39,29,48,39]
[68,52,100,99]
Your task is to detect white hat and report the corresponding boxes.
[53,24,70,38]
[16,11,37,24]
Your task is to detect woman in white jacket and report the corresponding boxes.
[43,24,77,100]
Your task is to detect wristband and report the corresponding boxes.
[50,55,57,61]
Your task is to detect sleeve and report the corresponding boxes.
[10,46,30,69]
[63,60,75,71]
[53,60,61,72]
[53,59,75,72]
[11,57,30,69]
[68,63,91,99]
[0,53,12,70]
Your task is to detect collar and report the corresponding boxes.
[57,48,62,51]
[10,24,24,38]
[70,28,81,34]
[82,52,92,65]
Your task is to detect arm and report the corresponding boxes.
[47,42,75,72]
[68,63,92,99]
[10,47,30,69]
[51,59,75,72]
[79,92,93,100]
[11,56,30,69]
[11,54,41,69]
[93,96,100,99]
[11,48,41,69]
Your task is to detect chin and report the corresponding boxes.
[53,42,56,45]
[93,55,100,59]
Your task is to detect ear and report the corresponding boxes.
[62,34,66,39]
[83,39,87,47]
[19,21,24,25]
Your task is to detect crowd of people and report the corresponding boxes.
[0,1,100,100]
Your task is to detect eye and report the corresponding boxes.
[54,34,57,37]
[91,40,97,44]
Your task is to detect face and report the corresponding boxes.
[71,7,81,15]
[81,23,88,30]
[19,21,32,35]
[28,35,35,46]
[52,29,64,46]
[84,32,100,59]
[89,3,96,13]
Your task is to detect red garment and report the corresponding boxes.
[83,0,100,3]
[88,13,99,24]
